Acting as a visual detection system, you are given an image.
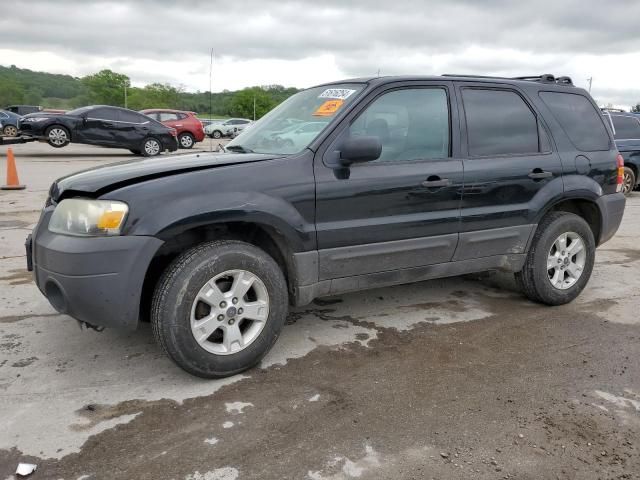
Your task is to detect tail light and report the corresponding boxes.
[616,153,624,193]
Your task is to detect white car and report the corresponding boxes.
[273,121,326,149]
[204,118,252,139]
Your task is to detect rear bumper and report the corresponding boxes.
[597,192,626,245]
[30,208,163,330]
[163,136,179,152]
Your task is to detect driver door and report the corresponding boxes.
[314,83,463,280]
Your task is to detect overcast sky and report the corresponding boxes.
[2,0,640,107]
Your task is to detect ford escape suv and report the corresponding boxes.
[27,74,626,378]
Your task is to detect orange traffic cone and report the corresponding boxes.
[1,148,25,190]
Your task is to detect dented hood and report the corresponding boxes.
[49,151,279,201]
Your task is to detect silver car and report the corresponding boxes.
[204,118,252,139]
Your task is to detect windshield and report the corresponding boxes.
[226,83,364,155]
[66,106,93,116]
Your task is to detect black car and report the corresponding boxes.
[6,105,42,115]
[27,74,625,378]
[603,111,640,194]
[19,105,178,156]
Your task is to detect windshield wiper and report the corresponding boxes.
[225,145,254,153]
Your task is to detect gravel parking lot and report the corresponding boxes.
[1,142,639,479]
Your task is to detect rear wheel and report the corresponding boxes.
[516,212,595,305]
[622,166,636,195]
[178,132,195,149]
[151,240,288,378]
[3,125,18,137]
[46,126,70,148]
[141,137,162,157]
[212,130,222,139]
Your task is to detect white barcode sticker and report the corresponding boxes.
[318,88,357,100]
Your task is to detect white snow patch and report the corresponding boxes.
[185,467,239,480]
[592,403,609,412]
[222,421,234,429]
[307,445,380,479]
[595,390,640,411]
[204,437,219,445]
[309,394,320,402]
[77,476,92,480]
[225,402,253,414]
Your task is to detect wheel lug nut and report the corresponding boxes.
[232,297,238,304]
[238,308,244,314]
[228,319,235,325]
[220,301,227,308]
[217,314,225,321]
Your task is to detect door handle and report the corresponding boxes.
[174,124,183,127]
[102,122,115,127]
[528,169,553,180]
[421,177,451,188]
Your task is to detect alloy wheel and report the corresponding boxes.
[4,125,18,137]
[623,170,634,194]
[48,128,68,146]
[180,134,194,148]
[144,139,161,156]
[190,269,269,355]
[547,231,586,290]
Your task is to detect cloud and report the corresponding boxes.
[1,0,640,105]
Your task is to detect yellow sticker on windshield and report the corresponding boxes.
[313,99,344,116]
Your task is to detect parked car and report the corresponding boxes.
[204,118,252,139]
[0,109,21,137]
[5,105,42,116]
[27,74,625,378]
[140,109,205,149]
[603,111,640,194]
[19,105,178,156]
[271,121,325,147]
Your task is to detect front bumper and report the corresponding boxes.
[29,208,163,330]
[597,192,626,245]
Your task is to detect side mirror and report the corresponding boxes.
[339,136,382,165]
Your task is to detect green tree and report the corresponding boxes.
[0,78,25,105]
[632,103,640,113]
[128,83,181,110]
[230,87,278,119]
[81,69,130,106]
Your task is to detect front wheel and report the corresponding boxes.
[141,137,162,157]
[151,240,288,378]
[212,130,222,139]
[46,126,70,148]
[622,167,636,195]
[516,212,595,305]
[178,132,195,149]
[3,125,18,137]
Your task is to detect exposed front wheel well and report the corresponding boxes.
[546,199,601,245]
[139,222,294,322]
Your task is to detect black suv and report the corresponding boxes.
[603,111,640,194]
[27,74,626,378]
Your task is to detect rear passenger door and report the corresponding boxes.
[454,84,563,261]
[114,110,152,147]
[314,83,463,280]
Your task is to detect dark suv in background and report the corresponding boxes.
[27,74,625,378]
[603,111,640,194]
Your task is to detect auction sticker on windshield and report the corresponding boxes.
[313,99,344,116]
[319,88,356,100]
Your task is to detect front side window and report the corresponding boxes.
[226,83,364,154]
[159,112,179,122]
[611,115,640,140]
[539,91,610,151]
[348,88,450,162]
[463,88,539,156]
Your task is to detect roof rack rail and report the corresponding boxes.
[442,73,574,86]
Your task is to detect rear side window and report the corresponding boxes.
[119,110,147,123]
[159,112,179,122]
[90,108,118,121]
[611,115,640,140]
[462,88,540,156]
[539,92,610,151]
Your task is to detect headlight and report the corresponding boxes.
[23,117,49,123]
[48,199,129,236]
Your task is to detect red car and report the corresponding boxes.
[140,109,205,149]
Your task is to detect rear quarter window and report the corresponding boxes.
[611,115,640,140]
[539,91,610,151]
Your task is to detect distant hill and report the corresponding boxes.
[0,64,300,118]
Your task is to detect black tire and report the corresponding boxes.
[129,149,141,155]
[141,137,162,157]
[212,130,222,139]
[45,125,70,148]
[178,132,195,149]
[515,212,595,306]
[3,125,18,137]
[622,166,636,195]
[151,240,288,378]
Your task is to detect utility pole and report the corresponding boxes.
[124,83,128,109]
[209,48,214,119]
[253,95,256,121]
[587,77,593,93]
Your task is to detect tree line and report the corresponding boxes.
[0,65,299,118]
